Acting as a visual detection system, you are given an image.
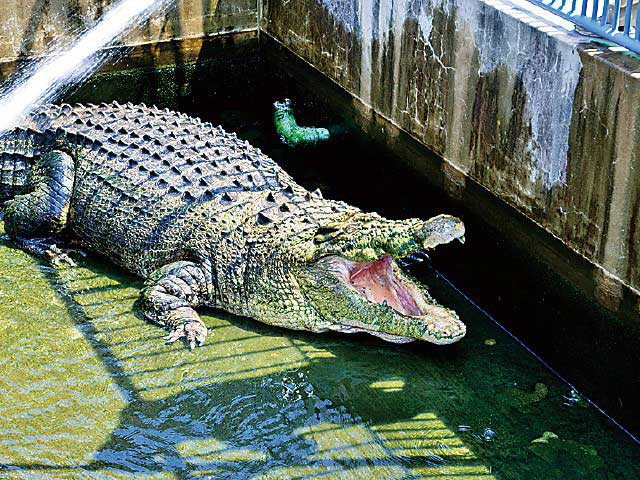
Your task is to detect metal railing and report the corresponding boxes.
[527,0,640,54]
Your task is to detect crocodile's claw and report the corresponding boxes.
[46,244,76,267]
[12,236,78,267]
[165,319,208,349]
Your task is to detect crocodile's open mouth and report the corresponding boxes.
[332,254,425,316]
[313,254,466,344]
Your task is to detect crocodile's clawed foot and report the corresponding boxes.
[46,244,76,267]
[141,262,211,350]
[12,236,80,267]
[165,319,208,350]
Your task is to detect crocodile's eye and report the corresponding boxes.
[314,226,343,244]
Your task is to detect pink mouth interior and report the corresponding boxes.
[347,255,423,316]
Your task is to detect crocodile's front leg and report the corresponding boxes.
[139,261,210,349]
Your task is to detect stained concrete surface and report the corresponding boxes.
[262,0,640,318]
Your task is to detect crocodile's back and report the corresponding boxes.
[1,102,292,275]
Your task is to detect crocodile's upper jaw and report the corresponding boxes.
[303,254,466,345]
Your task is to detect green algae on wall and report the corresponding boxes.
[66,34,263,113]
[0,0,258,62]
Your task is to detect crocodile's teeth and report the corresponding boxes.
[416,250,430,261]
[458,235,465,244]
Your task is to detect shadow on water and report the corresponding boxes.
[0,250,486,478]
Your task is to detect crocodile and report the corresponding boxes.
[0,102,467,348]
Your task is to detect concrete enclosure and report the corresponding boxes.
[1,0,640,317]
[262,0,640,316]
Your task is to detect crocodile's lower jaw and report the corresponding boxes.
[329,321,416,344]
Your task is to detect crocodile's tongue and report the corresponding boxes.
[348,255,423,316]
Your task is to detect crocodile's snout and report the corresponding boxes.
[288,212,467,345]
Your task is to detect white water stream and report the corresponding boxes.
[0,0,172,134]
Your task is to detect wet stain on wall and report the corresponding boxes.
[0,0,258,61]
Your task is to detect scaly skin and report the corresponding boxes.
[0,102,466,348]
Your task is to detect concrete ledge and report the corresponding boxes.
[0,0,258,61]
[262,0,640,317]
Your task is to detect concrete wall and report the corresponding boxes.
[262,0,640,311]
[0,0,257,61]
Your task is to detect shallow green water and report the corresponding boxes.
[1,220,639,479]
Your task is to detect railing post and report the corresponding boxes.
[527,0,640,53]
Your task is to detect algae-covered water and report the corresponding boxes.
[1,48,640,478]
